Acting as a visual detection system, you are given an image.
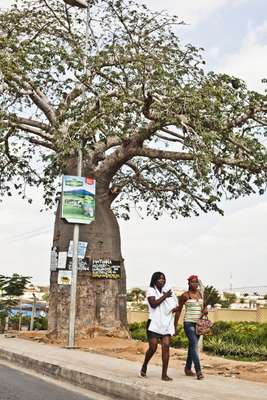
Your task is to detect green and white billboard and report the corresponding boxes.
[61,176,96,224]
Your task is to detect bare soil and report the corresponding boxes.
[15,331,267,384]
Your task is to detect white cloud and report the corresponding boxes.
[138,0,249,25]
[121,196,267,290]
[0,194,54,284]
[217,20,267,92]
[0,0,13,9]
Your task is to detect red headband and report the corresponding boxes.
[187,275,198,282]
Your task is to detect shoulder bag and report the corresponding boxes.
[196,315,213,336]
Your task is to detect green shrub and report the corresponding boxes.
[129,320,267,361]
[204,336,267,361]
[129,321,146,332]
[7,315,48,331]
[131,328,147,341]
[34,316,48,330]
[204,321,267,361]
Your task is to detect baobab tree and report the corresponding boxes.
[0,0,266,338]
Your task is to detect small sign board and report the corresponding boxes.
[67,241,88,259]
[50,246,59,271]
[58,270,72,285]
[92,259,121,279]
[57,251,68,269]
[66,257,91,272]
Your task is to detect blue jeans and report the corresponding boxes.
[183,322,201,373]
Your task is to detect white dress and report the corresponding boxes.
[146,285,178,336]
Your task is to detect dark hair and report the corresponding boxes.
[150,272,166,288]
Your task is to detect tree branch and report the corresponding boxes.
[134,147,267,173]
[135,147,194,161]
[3,116,53,142]
[56,83,84,115]
[4,132,17,162]
[5,74,57,125]
[161,127,184,140]
[25,137,55,150]
[226,105,264,129]
[155,133,183,143]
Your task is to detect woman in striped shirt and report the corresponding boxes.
[175,275,207,379]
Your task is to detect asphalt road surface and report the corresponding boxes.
[0,362,109,400]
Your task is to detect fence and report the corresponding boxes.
[127,305,267,324]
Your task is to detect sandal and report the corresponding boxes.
[184,367,195,376]
[197,372,204,380]
[162,376,173,381]
[139,370,147,378]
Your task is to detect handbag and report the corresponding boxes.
[196,315,213,336]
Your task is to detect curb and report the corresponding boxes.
[0,348,182,400]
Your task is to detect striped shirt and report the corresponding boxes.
[184,298,203,323]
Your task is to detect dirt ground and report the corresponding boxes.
[14,331,267,384]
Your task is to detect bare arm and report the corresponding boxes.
[147,289,172,309]
[174,293,188,332]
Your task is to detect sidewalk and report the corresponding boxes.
[0,335,266,400]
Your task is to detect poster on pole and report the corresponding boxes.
[67,241,88,259]
[50,246,59,271]
[57,251,68,269]
[61,176,96,224]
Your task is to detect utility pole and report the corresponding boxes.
[68,150,83,347]
[64,0,91,348]
[18,298,22,331]
[30,293,36,331]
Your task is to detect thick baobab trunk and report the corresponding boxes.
[48,182,128,339]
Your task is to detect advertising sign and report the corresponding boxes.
[62,176,96,224]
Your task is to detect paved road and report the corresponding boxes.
[0,363,104,400]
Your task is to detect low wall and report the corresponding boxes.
[127,310,148,324]
[127,307,267,324]
[209,309,257,323]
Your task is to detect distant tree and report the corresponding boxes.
[263,294,267,300]
[42,292,50,302]
[244,293,249,297]
[220,292,237,308]
[127,288,146,304]
[0,274,31,332]
[204,285,221,307]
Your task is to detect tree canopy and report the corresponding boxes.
[127,287,146,303]
[204,285,221,307]
[1,0,266,219]
[0,273,31,328]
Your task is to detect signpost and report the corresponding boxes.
[61,0,94,348]
[67,150,82,347]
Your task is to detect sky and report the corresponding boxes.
[0,0,267,291]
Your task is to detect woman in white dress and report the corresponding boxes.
[140,272,178,381]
